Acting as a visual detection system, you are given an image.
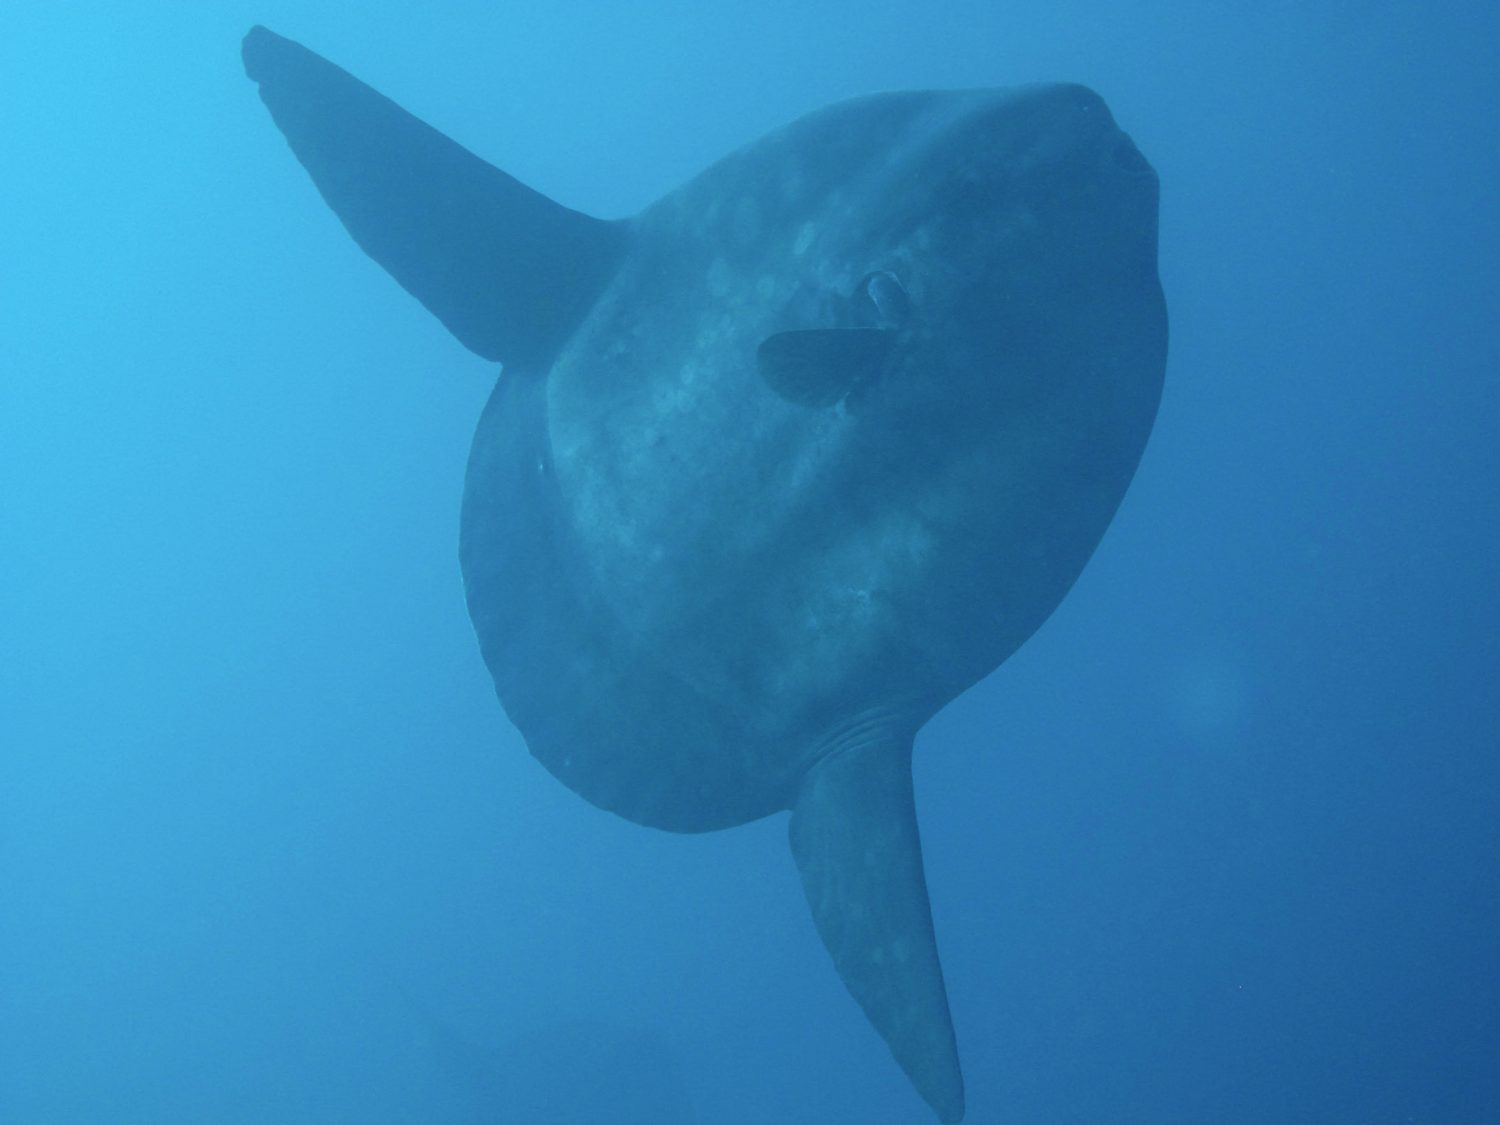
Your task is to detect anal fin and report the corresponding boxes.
[789,723,965,1123]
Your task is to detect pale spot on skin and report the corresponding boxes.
[707,257,732,298]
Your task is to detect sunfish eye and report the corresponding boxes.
[858,270,913,328]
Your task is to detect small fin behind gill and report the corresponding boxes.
[758,327,893,407]
[242,26,627,371]
[789,731,965,1123]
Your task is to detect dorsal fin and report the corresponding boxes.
[242,26,627,371]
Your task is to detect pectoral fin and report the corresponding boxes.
[757,327,894,407]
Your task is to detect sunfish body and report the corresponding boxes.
[243,26,1166,1122]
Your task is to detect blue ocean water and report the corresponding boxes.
[2,3,1496,1122]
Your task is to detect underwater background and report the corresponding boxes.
[3,2,1496,1121]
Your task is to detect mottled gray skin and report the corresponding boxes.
[463,85,1165,832]
[243,30,1164,1121]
